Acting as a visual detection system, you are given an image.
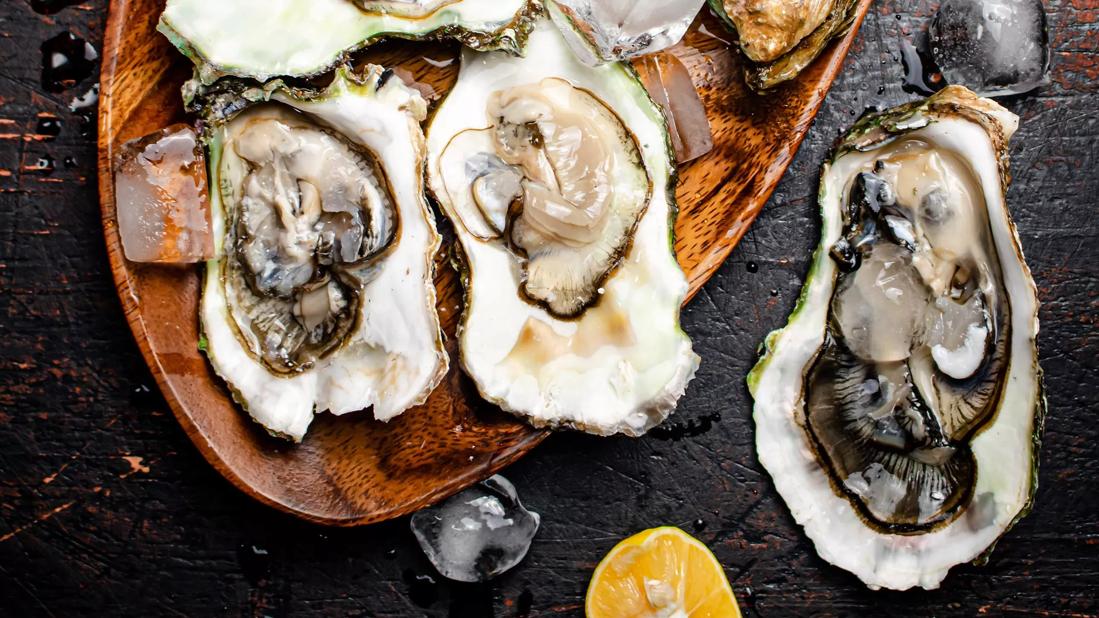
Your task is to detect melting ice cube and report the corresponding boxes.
[930,0,1050,97]
[114,124,214,263]
[546,0,707,65]
[410,475,540,583]
[634,52,714,164]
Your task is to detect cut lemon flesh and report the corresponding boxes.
[586,526,741,618]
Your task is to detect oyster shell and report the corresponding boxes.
[197,66,448,441]
[708,0,860,90]
[425,20,699,436]
[159,0,539,84]
[749,86,1044,589]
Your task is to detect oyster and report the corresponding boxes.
[197,66,447,441]
[749,87,1043,590]
[708,0,860,90]
[159,0,539,84]
[426,20,699,436]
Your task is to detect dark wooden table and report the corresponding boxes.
[2,1,1096,615]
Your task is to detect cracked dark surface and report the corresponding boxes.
[1,0,1097,615]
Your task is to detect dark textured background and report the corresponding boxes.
[1,0,1096,615]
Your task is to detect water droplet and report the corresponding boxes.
[899,34,945,96]
[746,261,759,273]
[41,32,98,93]
[770,289,779,297]
[63,156,78,168]
[76,110,95,139]
[130,383,162,411]
[30,154,55,174]
[402,569,439,609]
[692,519,707,532]
[69,82,99,112]
[237,544,271,584]
[36,115,62,139]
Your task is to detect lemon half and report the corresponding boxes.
[586,526,741,618]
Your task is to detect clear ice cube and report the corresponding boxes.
[410,475,540,583]
[634,51,714,164]
[547,0,707,65]
[114,124,214,263]
[930,0,1050,97]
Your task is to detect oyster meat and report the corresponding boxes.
[198,66,447,441]
[426,20,699,436]
[708,0,861,90]
[159,0,538,84]
[749,86,1043,589]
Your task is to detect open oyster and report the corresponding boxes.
[159,0,539,84]
[197,66,447,441]
[708,0,860,90]
[749,87,1043,589]
[426,20,699,436]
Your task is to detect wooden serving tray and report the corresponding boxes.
[97,0,872,525]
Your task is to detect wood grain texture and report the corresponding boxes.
[2,0,1097,615]
[94,0,871,525]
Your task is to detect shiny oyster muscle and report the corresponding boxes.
[199,66,447,441]
[708,0,860,90]
[159,0,538,84]
[426,20,699,436]
[749,86,1044,590]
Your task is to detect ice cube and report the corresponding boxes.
[546,0,707,65]
[410,475,540,583]
[930,0,1050,97]
[114,124,215,263]
[634,52,714,164]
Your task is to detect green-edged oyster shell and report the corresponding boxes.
[749,86,1044,589]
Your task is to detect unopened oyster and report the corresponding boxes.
[197,66,447,441]
[159,0,539,84]
[426,20,699,436]
[749,86,1043,590]
[708,0,860,90]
